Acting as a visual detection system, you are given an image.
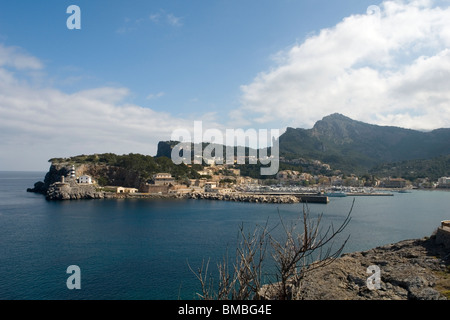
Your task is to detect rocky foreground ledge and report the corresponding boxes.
[262,233,450,300]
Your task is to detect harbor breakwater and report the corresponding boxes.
[185,192,301,204]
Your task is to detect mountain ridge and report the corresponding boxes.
[156,113,450,175]
[279,113,450,173]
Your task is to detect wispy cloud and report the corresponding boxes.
[166,13,183,27]
[116,17,140,34]
[146,91,165,100]
[233,0,450,131]
[0,44,43,70]
[117,10,183,34]
[149,10,183,27]
[149,13,160,23]
[0,43,188,170]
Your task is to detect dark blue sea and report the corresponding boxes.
[0,171,449,300]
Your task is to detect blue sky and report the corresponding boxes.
[0,0,374,117]
[1,0,450,170]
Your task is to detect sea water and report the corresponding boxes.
[0,171,449,300]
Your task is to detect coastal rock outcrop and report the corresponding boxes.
[27,162,143,200]
[45,179,106,200]
[261,235,450,300]
[27,164,71,194]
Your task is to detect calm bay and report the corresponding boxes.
[0,171,449,300]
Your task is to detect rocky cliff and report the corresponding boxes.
[27,162,143,200]
[27,163,73,195]
[45,179,106,200]
[261,233,450,300]
[279,113,450,174]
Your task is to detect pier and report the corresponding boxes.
[297,195,330,204]
[253,192,330,204]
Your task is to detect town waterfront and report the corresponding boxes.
[0,171,449,300]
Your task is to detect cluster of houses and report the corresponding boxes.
[67,164,259,196]
[275,170,412,188]
[141,165,259,195]
[275,170,369,187]
[66,162,450,195]
[438,177,450,188]
[275,170,450,189]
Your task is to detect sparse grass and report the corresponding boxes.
[434,269,450,299]
[441,290,450,299]
[99,186,118,193]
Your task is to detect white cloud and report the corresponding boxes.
[166,13,183,27]
[117,11,183,34]
[235,0,450,131]
[0,44,192,170]
[149,11,183,27]
[149,13,160,23]
[0,45,43,70]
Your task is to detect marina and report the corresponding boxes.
[241,186,396,204]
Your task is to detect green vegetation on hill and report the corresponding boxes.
[156,141,261,163]
[235,162,304,180]
[369,155,450,182]
[279,113,450,174]
[50,114,450,184]
[50,153,203,182]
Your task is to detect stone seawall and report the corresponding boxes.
[41,186,323,204]
[186,192,300,204]
[436,221,450,249]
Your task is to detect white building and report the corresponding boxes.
[116,187,138,194]
[79,175,92,184]
[152,173,175,186]
[197,169,213,176]
[204,182,217,192]
[438,177,450,187]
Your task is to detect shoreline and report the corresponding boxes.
[260,232,450,300]
[27,184,450,202]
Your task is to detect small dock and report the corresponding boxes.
[298,195,330,204]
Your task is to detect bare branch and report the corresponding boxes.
[190,199,355,300]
